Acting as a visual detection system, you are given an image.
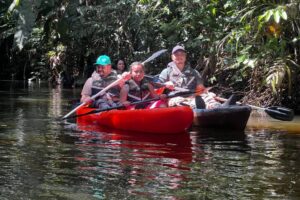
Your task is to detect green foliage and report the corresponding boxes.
[7,0,20,14]
[47,51,56,58]
[1,0,300,107]
[266,62,291,95]
[11,0,42,50]
[217,1,299,101]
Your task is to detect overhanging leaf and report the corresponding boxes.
[285,65,292,96]
[280,10,287,20]
[265,10,273,22]
[274,10,280,23]
[13,0,42,50]
[8,0,20,13]
[237,54,247,63]
[14,29,26,50]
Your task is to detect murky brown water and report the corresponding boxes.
[0,80,299,199]
[247,112,300,133]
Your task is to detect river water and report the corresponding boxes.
[0,81,299,200]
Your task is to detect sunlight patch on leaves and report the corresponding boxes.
[13,0,42,50]
[266,64,291,95]
[7,0,20,13]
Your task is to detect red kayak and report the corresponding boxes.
[77,106,193,134]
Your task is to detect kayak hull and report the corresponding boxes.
[77,106,193,134]
[193,105,251,131]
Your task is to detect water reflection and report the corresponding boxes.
[76,125,193,163]
[247,111,300,134]
[57,124,257,199]
[58,124,194,197]
[242,129,300,199]
[15,108,25,146]
[49,87,62,118]
[0,81,299,199]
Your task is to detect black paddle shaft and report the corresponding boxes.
[265,106,294,121]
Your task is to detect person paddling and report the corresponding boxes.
[119,62,167,109]
[80,55,130,109]
[158,45,227,109]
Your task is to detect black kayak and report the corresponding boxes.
[193,105,252,131]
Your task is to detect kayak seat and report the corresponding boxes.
[222,94,237,107]
[195,95,206,109]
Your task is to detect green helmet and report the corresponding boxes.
[95,55,111,66]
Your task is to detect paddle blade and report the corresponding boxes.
[265,106,294,121]
[142,49,167,64]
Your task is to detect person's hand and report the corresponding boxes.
[122,101,131,107]
[118,80,125,88]
[121,72,131,81]
[82,96,94,104]
[164,81,175,90]
[118,72,131,87]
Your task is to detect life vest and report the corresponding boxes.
[162,62,201,90]
[126,79,151,102]
[91,70,119,99]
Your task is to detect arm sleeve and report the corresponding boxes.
[158,68,169,83]
[81,78,93,96]
[119,84,129,103]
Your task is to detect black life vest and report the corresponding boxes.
[91,70,119,98]
[126,79,151,102]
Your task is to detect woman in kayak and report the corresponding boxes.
[119,62,167,109]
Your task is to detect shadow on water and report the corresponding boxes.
[189,126,251,159]
[190,126,247,140]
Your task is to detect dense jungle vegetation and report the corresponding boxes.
[0,0,299,112]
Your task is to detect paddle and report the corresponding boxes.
[248,105,294,121]
[62,78,124,119]
[148,81,294,121]
[144,74,191,92]
[144,64,294,121]
[147,80,294,121]
[215,96,294,121]
[141,49,167,65]
[63,90,195,119]
[62,49,168,120]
